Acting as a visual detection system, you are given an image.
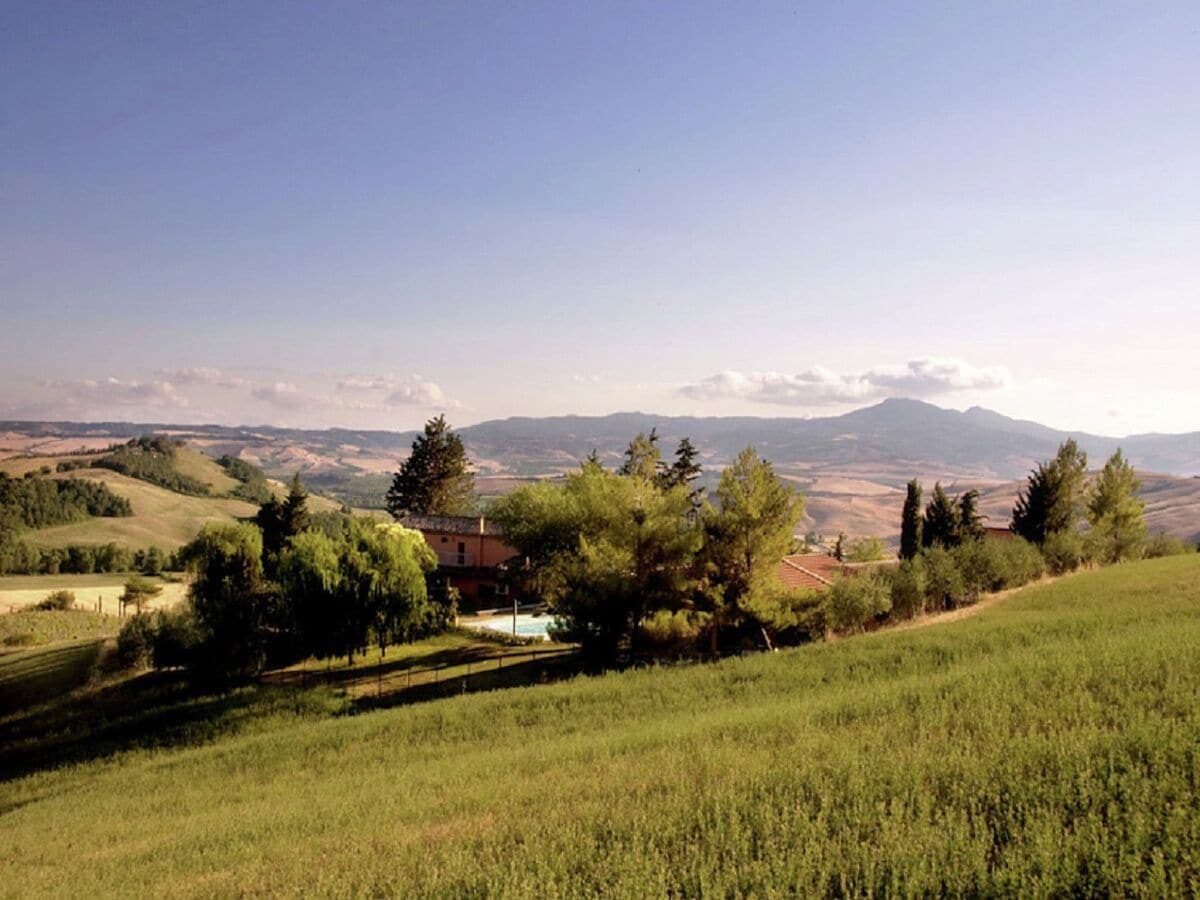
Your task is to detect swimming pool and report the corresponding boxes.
[467,612,555,640]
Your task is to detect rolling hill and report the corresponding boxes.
[1,556,1197,894]
[0,444,339,552]
[3,399,1199,543]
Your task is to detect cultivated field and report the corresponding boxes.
[1,556,1197,895]
[0,574,188,616]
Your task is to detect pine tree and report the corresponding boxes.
[1087,449,1146,563]
[703,446,803,649]
[282,473,311,536]
[922,482,961,548]
[899,478,923,560]
[957,489,984,542]
[662,437,703,497]
[386,415,475,517]
[1012,439,1088,545]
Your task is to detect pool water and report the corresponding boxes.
[468,612,554,639]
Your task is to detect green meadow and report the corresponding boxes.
[2,555,1198,897]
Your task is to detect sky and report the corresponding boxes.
[2,2,1198,436]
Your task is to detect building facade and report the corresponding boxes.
[400,514,521,611]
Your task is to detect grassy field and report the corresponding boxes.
[0,609,119,648]
[0,574,188,615]
[1,556,1198,896]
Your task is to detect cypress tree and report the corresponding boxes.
[899,478,923,560]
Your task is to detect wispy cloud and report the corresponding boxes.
[157,367,247,389]
[679,357,1011,406]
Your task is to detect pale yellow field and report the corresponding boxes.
[0,574,189,616]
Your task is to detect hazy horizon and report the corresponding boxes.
[4,4,1198,435]
[3,395,1195,442]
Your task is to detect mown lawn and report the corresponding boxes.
[1,556,1198,897]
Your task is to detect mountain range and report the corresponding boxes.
[5,398,1196,480]
[4,399,1199,544]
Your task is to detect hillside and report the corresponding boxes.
[1,556,1198,894]
[0,445,340,552]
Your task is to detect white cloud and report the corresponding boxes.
[571,374,602,384]
[679,357,1011,406]
[250,381,310,410]
[52,377,185,408]
[336,373,452,408]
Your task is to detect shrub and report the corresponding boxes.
[953,539,1003,600]
[151,607,203,669]
[845,536,888,563]
[1043,530,1086,575]
[888,558,926,620]
[116,613,156,669]
[35,589,76,611]
[923,545,965,611]
[1142,532,1195,559]
[638,609,709,658]
[824,573,891,633]
[997,537,1045,586]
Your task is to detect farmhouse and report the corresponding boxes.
[401,514,521,611]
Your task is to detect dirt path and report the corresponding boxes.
[887,573,1065,634]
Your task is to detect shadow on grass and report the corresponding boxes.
[0,646,587,790]
[0,668,337,789]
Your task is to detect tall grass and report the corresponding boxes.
[1,556,1198,897]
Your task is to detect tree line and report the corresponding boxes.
[93,437,212,496]
[121,475,448,679]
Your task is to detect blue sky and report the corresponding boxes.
[2,2,1197,434]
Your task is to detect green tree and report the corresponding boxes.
[386,415,475,517]
[180,523,270,679]
[957,489,984,542]
[702,447,803,650]
[492,459,701,658]
[922,483,961,548]
[618,429,664,482]
[1012,439,1088,545]
[120,574,162,614]
[899,478,923,560]
[278,521,438,664]
[662,437,702,496]
[1087,449,1146,563]
[282,473,311,536]
[256,474,312,575]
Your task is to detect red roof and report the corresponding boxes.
[776,554,843,592]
